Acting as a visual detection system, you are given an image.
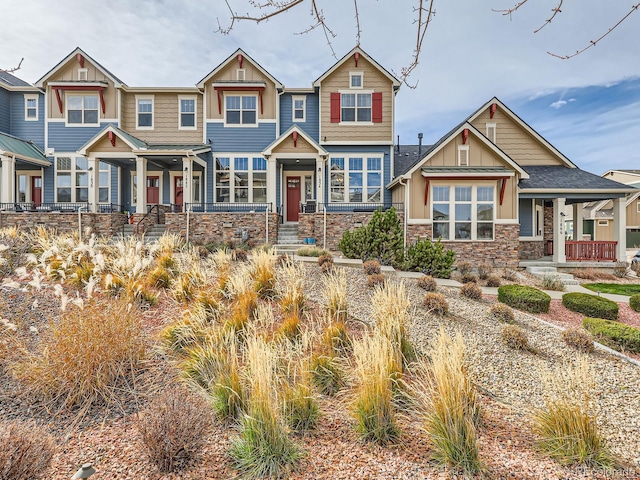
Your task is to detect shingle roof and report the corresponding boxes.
[144,144,210,151]
[0,132,49,164]
[394,145,430,177]
[519,165,634,191]
[0,71,32,88]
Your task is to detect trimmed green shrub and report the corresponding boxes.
[403,237,455,278]
[583,317,640,353]
[338,208,404,266]
[629,294,640,312]
[497,285,551,314]
[562,293,618,321]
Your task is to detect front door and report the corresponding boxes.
[31,176,42,206]
[174,176,184,211]
[147,176,159,204]
[286,176,301,222]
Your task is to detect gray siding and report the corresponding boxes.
[10,92,45,149]
[110,165,119,206]
[280,92,319,142]
[48,121,116,152]
[43,160,55,203]
[519,199,533,237]
[0,89,9,133]
[206,122,276,152]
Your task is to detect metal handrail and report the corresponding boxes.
[135,204,160,236]
[315,202,403,213]
[184,202,271,213]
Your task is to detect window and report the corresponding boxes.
[330,155,383,203]
[24,95,38,121]
[99,161,110,202]
[598,220,609,226]
[486,123,496,143]
[292,96,306,122]
[432,185,495,241]
[56,156,91,202]
[458,145,469,166]
[341,93,371,122]
[179,96,196,129]
[77,68,88,81]
[67,95,99,125]
[236,69,245,81]
[225,95,257,125]
[350,72,363,89]
[636,201,640,213]
[215,155,268,203]
[136,97,153,129]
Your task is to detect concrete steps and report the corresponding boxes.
[526,266,579,286]
[277,224,302,245]
[113,224,167,244]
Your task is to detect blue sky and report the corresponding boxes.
[1,0,638,175]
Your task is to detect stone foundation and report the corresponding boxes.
[0,212,128,238]
[519,240,544,260]
[165,212,279,246]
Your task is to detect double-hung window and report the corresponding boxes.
[292,96,306,122]
[341,93,371,122]
[234,157,249,202]
[56,156,94,203]
[225,95,257,125]
[24,95,38,121]
[179,96,196,129]
[67,95,99,125]
[98,161,110,202]
[330,155,383,203]
[252,158,267,203]
[432,185,495,241]
[136,97,153,129]
[215,155,268,203]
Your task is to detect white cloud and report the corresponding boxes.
[550,100,568,109]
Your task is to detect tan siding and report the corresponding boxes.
[204,61,277,121]
[272,135,316,155]
[603,171,640,184]
[595,221,614,241]
[392,184,404,204]
[121,92,204,143]
[319,56,393,143]
[46,59,118,120]
[627,200,640,227]
[86,134,132,154]
[471,109,564,166]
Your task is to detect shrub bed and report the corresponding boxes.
[562,293,618,320]
[497,285,550,314]
[583,317,640,353]
[630,293,640,312]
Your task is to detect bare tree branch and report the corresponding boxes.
[353,0,361,47]
[0,58,24,74]
[216,0,305,34]
[493,0,563,33]
[394,0,436,88]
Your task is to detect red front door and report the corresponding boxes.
[31,176,42,206]
[147,176,159,204]
[174,176,184,210]
[286,176,301,222]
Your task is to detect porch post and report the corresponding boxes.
[136,157,147,213]
[88,156,99,212]
[573,203,584,240]
[552,197,566,263]
[316,156,325,204]
[613,197,627,262]
[266,157,277,211]
[0,155,16,204]
[182,157,192,210]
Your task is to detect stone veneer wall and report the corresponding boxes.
[519,240,544,260]
[165,212,279,245]
[406,223,520,268]
[0,212,128,238]
[544,204,554,255]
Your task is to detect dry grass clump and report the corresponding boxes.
[367,273,385,288]
[317,253,334,267]
[321,261,333,274]
[417,275,437,291]
[561,328,595,353]
[281,382,320,433]
[501,325,532,351]
[277,312,302,342]
[371,280,414,367]
[423,292,449,316]
[0,420,56,480]
[570,268,617,280]
[321,321,351,356]
[363,260,381,275]
[11,297,146,409]
[323,268,348,322]
[415,329,481,475]
[460,282,482,300]
[278,260,306,316]
[489,303,515,324]
[460,273,478,284]
[137,385,213,473]
[172,270,204,303]
[477,263,493,280]
[502,268,518,281]
[456,261,473,275]
[233,248,248,262]
[533,359,613,467]
[613,261,628,278]
[310,353,346,395]
[486,275,501,287]
[540,275,565,291]
[251,249,277,298]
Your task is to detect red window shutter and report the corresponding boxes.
[330,92,340,123]
[372,92,383,123]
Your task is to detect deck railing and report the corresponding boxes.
[565,241,617,262]
[184,203,272,213]
[314,202,404,213]
[0,202,91,213]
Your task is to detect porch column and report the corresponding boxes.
[136,157,147,213]
[0,155,15,204]
[613,197,627,262]
[573,203,584,240]
[552,197,566,263]
[266,157,277,211]
[182,157,192,210]
[88,156,99,212]
[316,156,325,204]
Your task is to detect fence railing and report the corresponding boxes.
[97,203,124,213]
[184,203,272,213]
[565,241,617,262]
[0,202,91,213]
[313,202,403,213]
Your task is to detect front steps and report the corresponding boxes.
[275,223,303,255]
[114,224,167,244]
[525,266,579,286]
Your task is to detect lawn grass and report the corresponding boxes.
[582,283,640,297]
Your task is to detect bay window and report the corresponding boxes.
[330,155,383,203]
[432,185,495,241]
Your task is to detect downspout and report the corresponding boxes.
[398,177,408,248]
[323,205,327,250]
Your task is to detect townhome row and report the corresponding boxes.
[0,46,634,266]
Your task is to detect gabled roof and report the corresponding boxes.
[0,132,50,166]
[395,144,431,177]
[467,97,577,168]
[602,169,640,177]
[262,125,328,157]
[197,48,283,89]
[78,125,146,155]
[519,165,636,193]
[313,46,401,88]
[35,47,125,88]
[0,71,32,88]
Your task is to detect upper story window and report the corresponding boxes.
[77,68,88,81]
[350,72,363,89]
[236,69,246,81]
[486,123,496,143]
[341,93,371,122]
[457,145,469,166]
[136,97,154,129]
[292,96,306,122]
[225,95,257,125]
[179,96,196,129]
[24,95,38,121]
[67,95,99,126]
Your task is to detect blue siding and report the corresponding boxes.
[162,172,170,204]
[43,160,55,203]
[203,152,215,204]
[206,122,276,152]
[10,92,45,149]
[110,166,119,206]
[276,168,281,209]
[519,199,533,236]
[279,92,319,142]
[122,167,133,211]
[0,89,9,134]
[48,121,116,152]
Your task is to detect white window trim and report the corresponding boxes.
[65,94,100,127]
[292,95,306,123]
[457,145,469,166]
[597,219,609,226]
[349,71,364,89]
[338,89,374,126]
[431,183,496,242]
[169,171,202,203]
[16,171,43,203]
[135,95,154,130]
[223,93,258,128]
[329,154,383,203]
[486,123,496,143]
[131,171,164,206]
[54,155,89,203]
[97,161,112,204]
[77,68,88,81]
[24,94,38,121]
[236,69,246,81]
[636,201,640,213]
[178,95,197,130]
[214,154,268,203]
